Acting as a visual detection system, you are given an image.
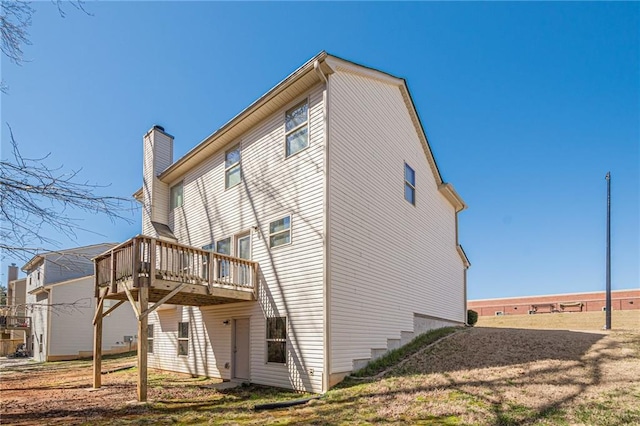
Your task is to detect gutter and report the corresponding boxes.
[314,59,331,393]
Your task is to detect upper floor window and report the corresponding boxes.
[171,182,184,209]
[404,163,415,205]
[225,145,241,189]
[269,216,291,248]
[285,101,309,157]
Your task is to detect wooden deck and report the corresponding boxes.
[0,316,31,332]
[94,236,258,307]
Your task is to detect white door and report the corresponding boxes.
[233,318,250,380]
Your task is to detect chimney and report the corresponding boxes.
[7,263,18,283]
[142,125,174,237]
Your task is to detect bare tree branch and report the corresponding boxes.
[0,0,33,66]
[1,298,92,316]
[0,124,136,262]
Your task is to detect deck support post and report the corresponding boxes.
[137,285,149,402]
[93,298,104,389]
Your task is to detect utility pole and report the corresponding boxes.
[605,172,611,330]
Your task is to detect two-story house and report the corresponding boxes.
[23,244,138,362]
[1,264,29,356]
[93,52,469,400]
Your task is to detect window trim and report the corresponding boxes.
[170,181,184,209]
[178,321,189,357]
[404,162,416,206]
[284,98,310,159]
[224,143,242,190]
[265,316,287,364]
[268,214,292,249]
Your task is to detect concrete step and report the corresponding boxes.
[387,338,401,351]
[352,358,371,371]
[371,348,387,360]
[400,331,414,346]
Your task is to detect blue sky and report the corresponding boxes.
[1,2,638,299]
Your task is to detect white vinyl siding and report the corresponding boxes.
[161,84,326,392]
[47,277,137,359]
[142,129,173,236]
[327,69,465,374]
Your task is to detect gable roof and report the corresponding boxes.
[21,243,117,272]
[134,51,465,212]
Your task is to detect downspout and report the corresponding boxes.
[314,59,331,393]
[45,287,52,361]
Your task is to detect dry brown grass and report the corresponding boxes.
[477,309,640,331]
[1,312,639,425]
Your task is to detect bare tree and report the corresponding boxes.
[1,126,134,261]
[1,1,135,262]
[0,0,33,66]
[1,0,90,92]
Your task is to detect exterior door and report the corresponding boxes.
[235,234,251,285]
[233,318,250,380]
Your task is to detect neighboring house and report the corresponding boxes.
[23,244,138,362]
[94,51,469,395]
[468,289,640,316]
[0,264,29,356]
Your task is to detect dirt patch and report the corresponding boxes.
[0,357,228,425]
[1,326,639,425]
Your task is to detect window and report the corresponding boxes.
[171,182,184,209]
[148,324,154,354]
[404,163,416,205]
[202,243,214,278]
[216,238,231,278]
[269,216,291,248]
[266,317,286,364]
[39,334,43,354]
[178,322,189,356]
[225,145,241,189]
[285,101,309,157]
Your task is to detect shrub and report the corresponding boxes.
[467,309,478,326]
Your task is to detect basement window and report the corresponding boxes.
[266,317,287,364]
[171,182,184,209]
[285,100,309,157]
[178,321,189,356]
[148,324,154,354]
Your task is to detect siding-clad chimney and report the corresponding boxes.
[142,125,174,237]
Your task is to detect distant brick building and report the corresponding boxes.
[468,289,639,317]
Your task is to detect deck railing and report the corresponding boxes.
[95,236,258,297]
[0,316,31,330]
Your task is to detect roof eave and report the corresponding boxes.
[438,182,467,213]
[157,51,328,184]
